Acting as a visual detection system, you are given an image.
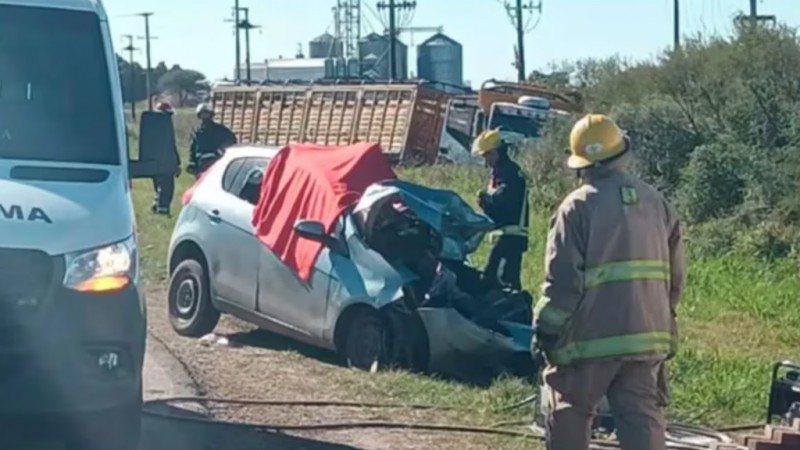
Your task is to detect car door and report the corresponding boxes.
[255,217,341,341]
[206,156,270,312]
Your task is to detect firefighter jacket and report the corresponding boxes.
[534,168,685,367]
[479,155,530,252]
[188,120,237,173]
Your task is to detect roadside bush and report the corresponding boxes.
[674,141,749,223]
[552,24,800,259]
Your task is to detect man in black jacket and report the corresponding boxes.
[187,103,237,178]
[473,129,530,290]
[151,102,181,216]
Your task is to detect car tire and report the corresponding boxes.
[343,309,391,371]
[168,259,220,337]
[65,388,142,450]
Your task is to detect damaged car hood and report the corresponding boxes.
[354,180,495,261]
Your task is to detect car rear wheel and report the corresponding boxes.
[168,259,220,337]
[343,309,391,371]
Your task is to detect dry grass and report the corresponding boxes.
[130,109,800,449]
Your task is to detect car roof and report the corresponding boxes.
[0,0,107,17]
[223,144,281,161]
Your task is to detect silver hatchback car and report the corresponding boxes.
[167,145,534,379]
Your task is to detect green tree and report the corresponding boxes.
[156,69,208,107]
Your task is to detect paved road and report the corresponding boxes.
[8,334,358,450]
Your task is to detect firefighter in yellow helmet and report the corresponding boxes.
[533,114,686,450]
[472,129,530,290]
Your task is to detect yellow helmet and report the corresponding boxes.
[471,129,503,156]
[567,114,627,169]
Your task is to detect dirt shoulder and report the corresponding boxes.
[145,285,536,450]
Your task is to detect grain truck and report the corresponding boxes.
[210,81,451,166]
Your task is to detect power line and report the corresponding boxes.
[121,35,139,121]
[376,0,416,81]
[504,0,542,82]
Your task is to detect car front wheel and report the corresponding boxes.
[168,259,220,337]
[343,309,392,371]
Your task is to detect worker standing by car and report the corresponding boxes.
[472,129,530,291]
[533,114,686,450]
[187,103,237,178]
[151,101,181,215]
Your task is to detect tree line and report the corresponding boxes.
[524,22,800,260]
[116,55,208,107]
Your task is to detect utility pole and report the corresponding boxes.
[735,1,775,28]
[505,0,542,82]
[377,0,416,81]
[238,7,260,84]
[137,12,155,110]
[235,0,241,83]
[673,0,680,50]
[122,35,138,121]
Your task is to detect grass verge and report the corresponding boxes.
[132,110,799,437]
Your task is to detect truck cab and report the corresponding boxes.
[487,96,552,145]
[0,1,173,448]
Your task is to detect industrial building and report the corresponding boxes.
[417,32,463,86]
[237,58,332,83]
[358,32,408,80]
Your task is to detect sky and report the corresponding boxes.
[103,0,800,86]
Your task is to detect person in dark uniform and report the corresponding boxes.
[151,101,181,216]
[472,129,530,291]
[187,103,237,178]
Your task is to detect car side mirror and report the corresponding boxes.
[129,111,180,179]
[294,220,348,256]
[295,220,326,241]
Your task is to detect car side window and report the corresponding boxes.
[230,157,271,205]
[222,158,246,193]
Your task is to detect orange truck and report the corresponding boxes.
[210,82,450,166]
[478,79,585,115]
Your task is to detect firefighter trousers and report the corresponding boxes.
[151,175,175,214]
[543,359,668,450]
[483,236,525,290]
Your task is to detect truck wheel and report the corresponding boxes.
[343,310,391,371]
[66,389,142,450]
[168,259,220,337]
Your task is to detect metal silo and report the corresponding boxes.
[309,33,343,59]
[358,33,408,80]
[417,32,463,86]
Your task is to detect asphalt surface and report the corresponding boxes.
[7,334,360,450]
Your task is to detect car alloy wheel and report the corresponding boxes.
[168,259,220,337]
[175,277,198,318]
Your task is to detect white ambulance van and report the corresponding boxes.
[0,1,173,448]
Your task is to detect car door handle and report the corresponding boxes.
[208,209,221,223]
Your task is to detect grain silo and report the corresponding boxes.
[417,33,463,86]
[358,32,407,80]
[309,33,343,59]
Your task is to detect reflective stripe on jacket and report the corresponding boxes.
[534,169,685,366]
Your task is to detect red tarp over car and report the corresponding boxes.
[252,142,396,281]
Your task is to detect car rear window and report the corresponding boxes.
[0,5,119,165]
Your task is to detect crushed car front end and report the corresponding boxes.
[337,179,536,380]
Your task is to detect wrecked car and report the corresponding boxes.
[167,142,535,379]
